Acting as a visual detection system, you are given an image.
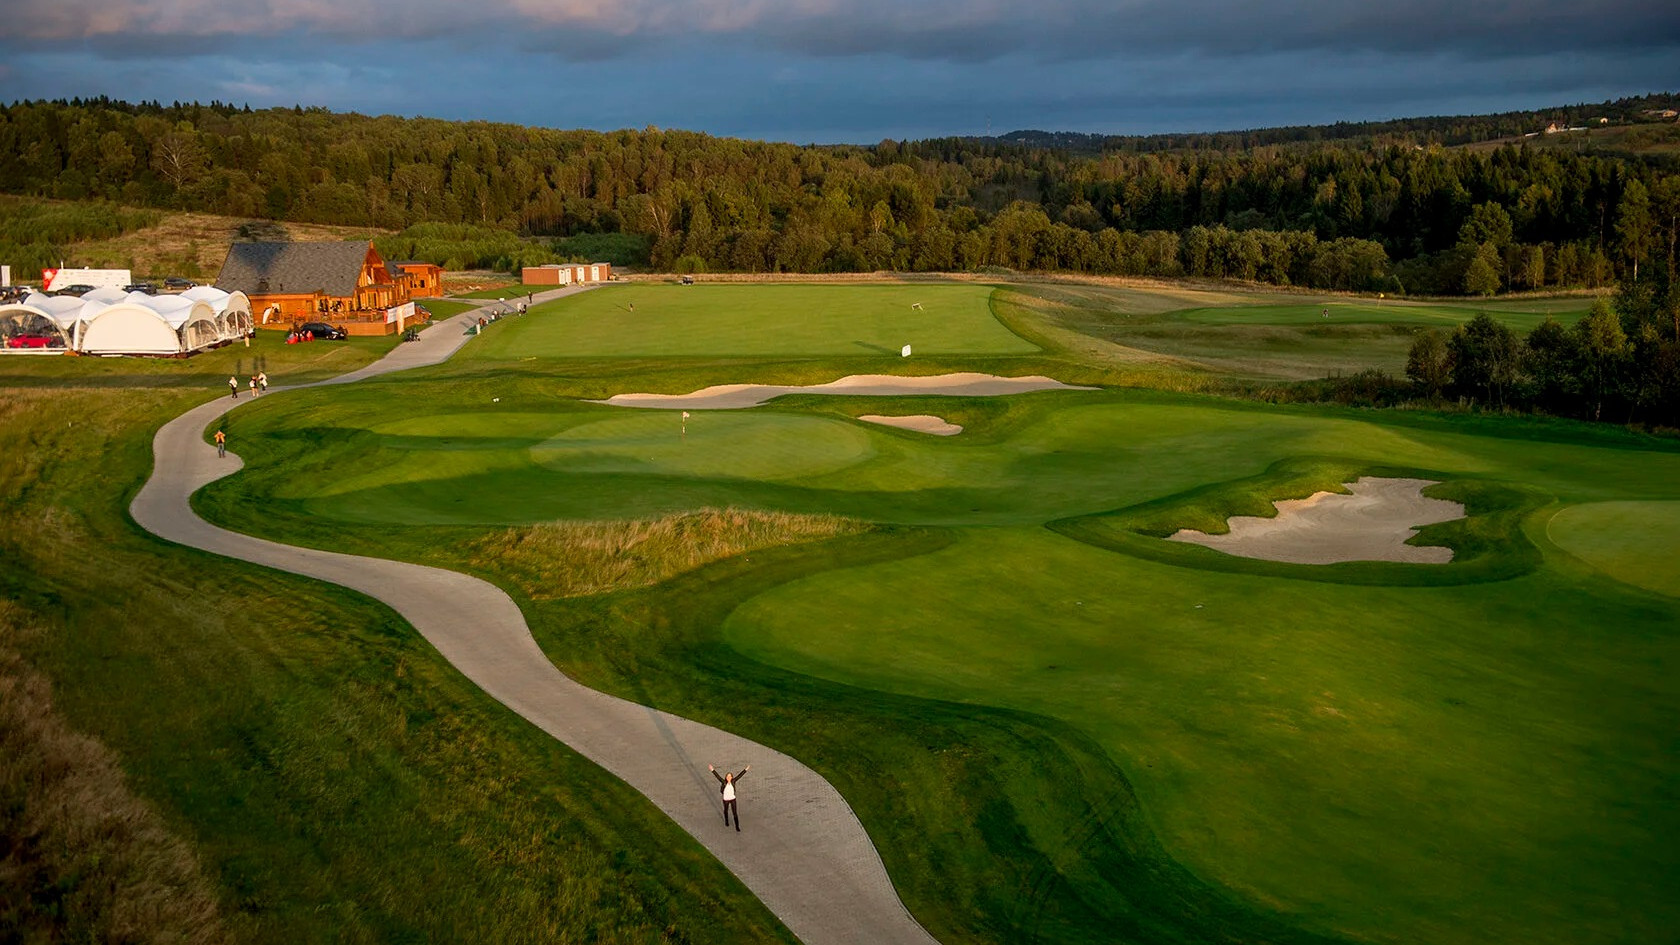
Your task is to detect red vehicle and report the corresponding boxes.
[6,334,60,349]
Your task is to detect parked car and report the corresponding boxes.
[123,281,158,294]
[6,334,62,349]
[52,284,97,297]
[0,286,28,303]
[163,277,197,290]
[296,321,348,340]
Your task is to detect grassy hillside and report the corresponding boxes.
[0,195,388,283]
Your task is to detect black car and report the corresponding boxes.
[163,277,196,290]
[52,284,97,297]
[296,322,348,340]
[123,282,158,294]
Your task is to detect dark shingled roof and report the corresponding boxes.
[215,241,375,297]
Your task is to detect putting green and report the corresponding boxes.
[1548,500,1680,597]
[466,284,1039,359]
[533,412,874,482]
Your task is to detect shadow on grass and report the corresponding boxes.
[526,527,1351,945]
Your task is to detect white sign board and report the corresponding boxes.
[1,265,10,286]
[42,268,131,291]
[386,301,415,325]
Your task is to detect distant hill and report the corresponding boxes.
[973,92,1680,155]
[3,94,1677,296]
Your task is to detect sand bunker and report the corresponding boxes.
[856,414,963,435]
[594,372,1093,410]
[1166,477,1464,565]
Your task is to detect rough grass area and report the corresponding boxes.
[61,204,385,281]
[999,283,1599,381]
[471,508,868,599]
[0,384,794,944]
[0,600,231,945]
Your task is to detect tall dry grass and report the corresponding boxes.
[470,508,867,599]
[0,600,231,945]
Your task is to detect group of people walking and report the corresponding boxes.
[228,372,268,399]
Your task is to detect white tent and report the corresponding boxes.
[80,302,189,356]
[131,294,221,352]
[0,303,71,353]
[183,286,254,341]
[26,293,102,350]
[16,288,238,355]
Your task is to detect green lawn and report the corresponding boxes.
[198,364,1680,945]
[451,285,531,300]
[416,298,482,319]
[0,331,400,389]
[468,284,1040,359]
[9,278,1678,945]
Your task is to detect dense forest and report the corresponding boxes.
[2,96,1679,297]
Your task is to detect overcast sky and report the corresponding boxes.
[1,0,1676,143]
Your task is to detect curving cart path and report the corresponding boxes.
[130,288,940,945]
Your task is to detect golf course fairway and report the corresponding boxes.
[180,282,1680,945]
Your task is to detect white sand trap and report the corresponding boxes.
[1167,477,1465,564]
[594,373,1094,410]
[857,414,963,435]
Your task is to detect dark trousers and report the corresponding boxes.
[723,798,739,831]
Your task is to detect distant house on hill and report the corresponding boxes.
[216,240,415,334]
[393,260,444,297]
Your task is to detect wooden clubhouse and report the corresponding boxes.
[393,260,444,297]
[215,241,418,335]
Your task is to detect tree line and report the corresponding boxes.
[2,97,1678,293]
[1392,264,1680,427]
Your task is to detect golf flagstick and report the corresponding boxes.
[682,410,690,438]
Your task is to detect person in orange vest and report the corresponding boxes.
[214,429,227,458]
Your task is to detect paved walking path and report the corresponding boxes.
[129,287,940,945]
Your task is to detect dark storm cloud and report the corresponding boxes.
[769,0,1680,62]
[5,0,1676,63]
[0,0,1673,142]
